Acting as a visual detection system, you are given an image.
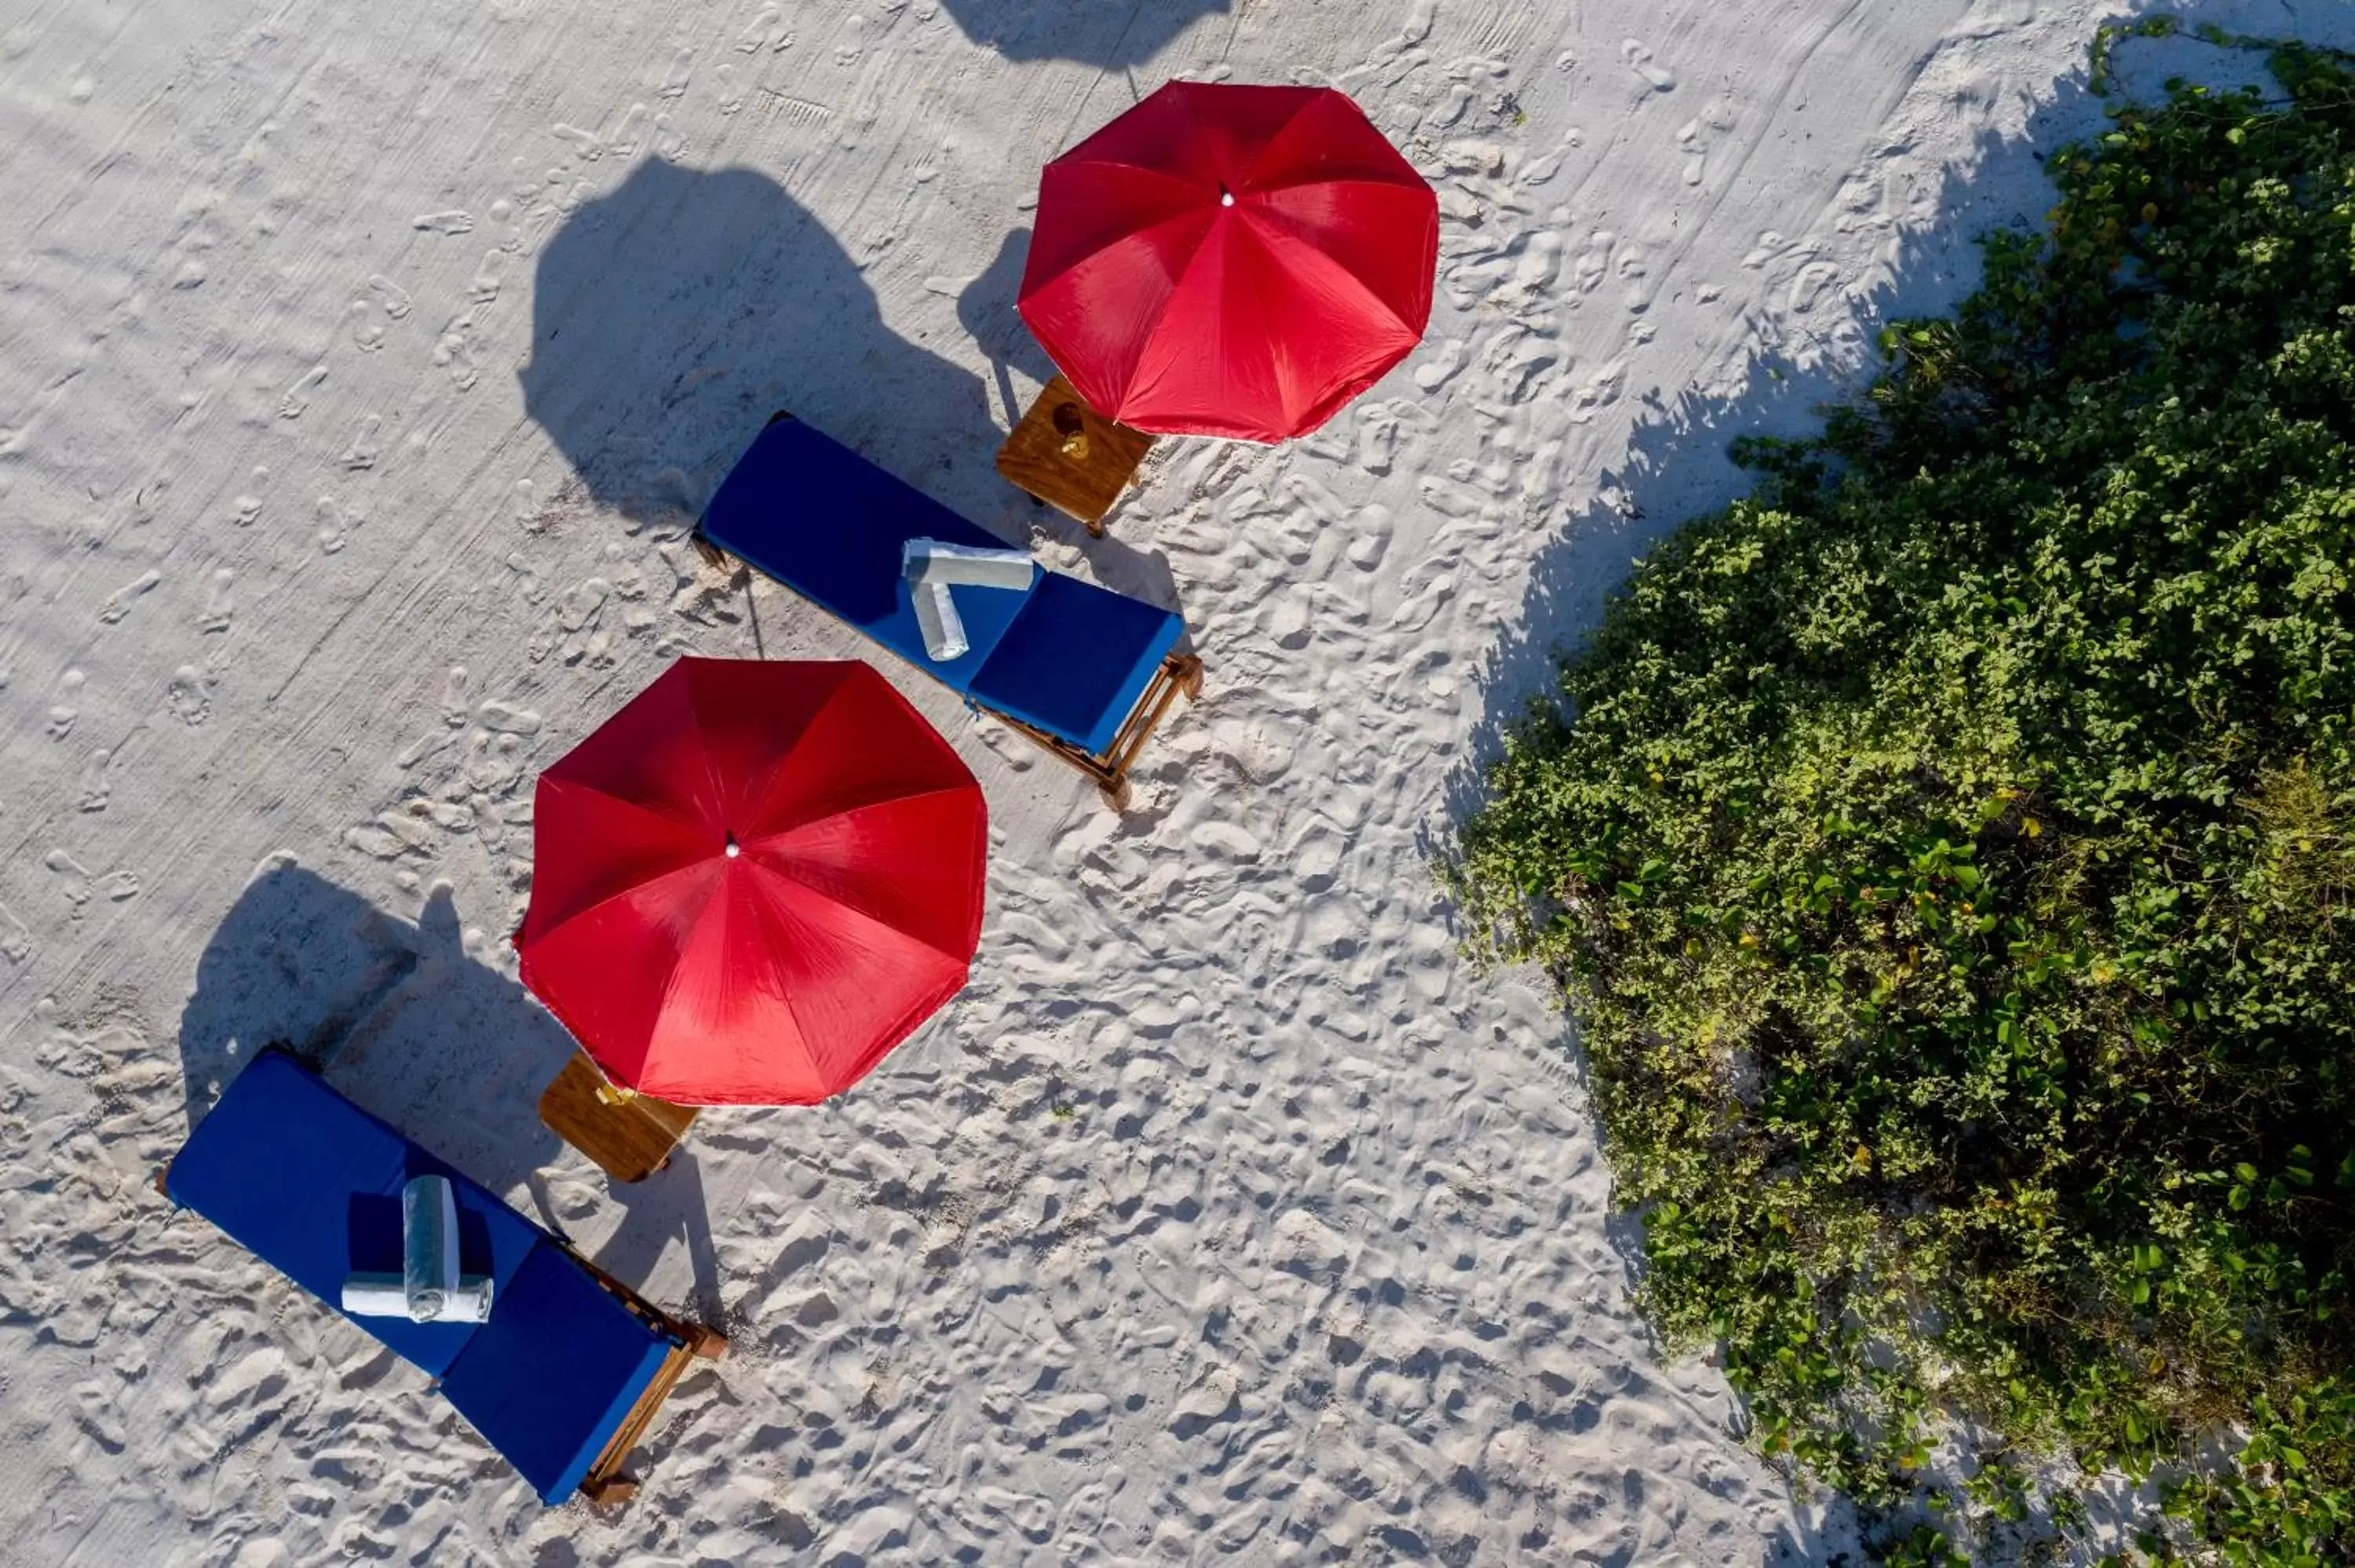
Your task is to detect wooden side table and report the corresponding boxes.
[995,374,1156,536]
[539,1050,699,1183]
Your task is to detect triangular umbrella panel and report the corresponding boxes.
[517,658,986,1106]
[1018,82,1439,443]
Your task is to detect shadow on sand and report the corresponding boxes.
[934,0,1232,70]
[177,859,716,1307]
[523,166,1192,658]
[520,158,1003,527]
[958,224,1057,428]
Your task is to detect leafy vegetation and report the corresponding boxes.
[1448,28,2355,1563]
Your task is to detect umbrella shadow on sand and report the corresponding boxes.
[935,0,1232,69]
[176,859,717,1307]
[957,225,1057,428]
[520,158,1004,527]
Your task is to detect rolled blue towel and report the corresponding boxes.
[339,1176,498,1323]
[403,1174,460,1321]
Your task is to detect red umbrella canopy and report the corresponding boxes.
[517,658,987,1106]
[1018,81,1438,443]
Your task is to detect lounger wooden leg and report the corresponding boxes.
[583,1475,641,1510]
[690,1326,730,1362]
[988,651,1205,814]
[1170,653,1205,701]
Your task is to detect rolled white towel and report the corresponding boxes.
[341,1270,496,1322]
[903,538,1033,591]
[341,1273,413,1318]
[910,578,969,662]
[434,1277,496,1324]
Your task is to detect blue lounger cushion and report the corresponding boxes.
[439,1245,674,1503]
[164,1049,676,1503]
[701,416,1183,758]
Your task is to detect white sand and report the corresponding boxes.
[4,2,2342,1563]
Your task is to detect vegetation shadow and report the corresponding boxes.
[1429,43,2155,1568]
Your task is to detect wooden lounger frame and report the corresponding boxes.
[564,1246,728,1509]
[988,651,1203,811]
[152,1158,725,1512]
[691,534,1203,812]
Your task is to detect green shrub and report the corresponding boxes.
[1448,33,2355,1563]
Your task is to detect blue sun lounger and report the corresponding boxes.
[159,1048,724,1508]
[697,414,1201,808]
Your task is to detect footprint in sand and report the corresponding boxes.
[278,365,325,419]
[97,570,159,625]
[431,319,480,391]
[439,664,469,727]
[369,273,412,319]
[1512,231,1565,296]
[1571,232,1614,294]
[339,414,382,470]
[0,900,28,965]
[411,209,475,235]
[166,664,210,725]
[199,568,234,633]
[394,724,459,771]
[737,5,781,52]
[47,669,83,739]
[231,469,266,527]
[603,104,652,162]
[1787,259,1842,314]
[77,749,111,813]
[347,299,385,352]
[506,552,544,604]
[1568,358,1627,422]
[476,700,542,737]
[1346,505,1395,572]
[46,851,138,917]
[1356,411,1400,476]
[1676,95,1740,187]
[1414,339,1469,393]
[1622,39,1677,93]
[468,247,510,304]
[553,119,608,160]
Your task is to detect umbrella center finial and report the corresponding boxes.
[724,833,741,859]
[1219,185,1235,208]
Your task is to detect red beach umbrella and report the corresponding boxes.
[517,658,986,1106]
[1018,81,1438,443]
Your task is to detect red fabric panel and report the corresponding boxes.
[1019,81,1437,442]
[517,658,986,1105]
